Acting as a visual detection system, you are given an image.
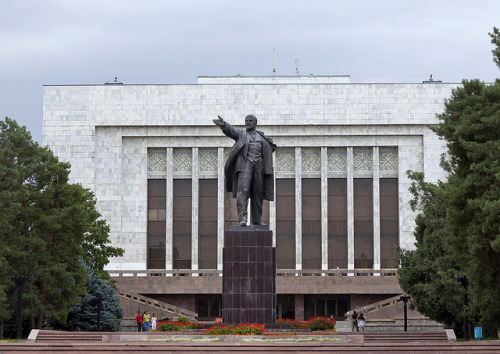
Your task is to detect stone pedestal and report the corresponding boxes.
[222,228,276,324]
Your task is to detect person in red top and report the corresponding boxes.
[136,311,143,332]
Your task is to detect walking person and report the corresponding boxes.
[351,310,358,332]
[358,312,366,332]
[143,311,151,332]
[136,311,143,332]
[151,313,157,331]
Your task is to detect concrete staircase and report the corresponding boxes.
[344,294,444,332]
[362,330,450,342]
[365,317,443,331]
[30,330,103,342]
[12,329,500,352]
[116,288,197,331]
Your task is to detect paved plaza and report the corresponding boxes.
[1,330,499,353]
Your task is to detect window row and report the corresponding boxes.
[147,178,398,270]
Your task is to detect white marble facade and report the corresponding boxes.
[42,76,454,271]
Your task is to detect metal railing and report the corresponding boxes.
[109,268,398,278]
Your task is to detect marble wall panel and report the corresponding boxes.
[42,80,454,272]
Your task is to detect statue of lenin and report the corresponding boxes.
[213,115,277,226]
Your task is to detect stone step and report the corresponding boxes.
[363,331,448,342]
[368,318,439,324]
[6,338,500,352]
[35,330,103,342]
[364,323,444,332]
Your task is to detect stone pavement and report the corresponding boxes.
[0,329,499,353]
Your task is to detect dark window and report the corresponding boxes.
[173,179,191,269]
[304,295,349,320]
[196,295,222,321]
[380,178,399,268]
[199,179,217,269]
[148,179,166,269]
[302,179,321,269]
[328,179,347,269]
[354,179,373,268]
[276,179,295,269]
[276,295,295,319]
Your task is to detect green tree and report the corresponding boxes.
[0,117,123,332]
[0,136,16,337]
[0,257,10,339]
[67,269,124,332]
[399,29,500,338]
[433,78,500,337]
[490,27,500,69]
[78,188,123,282]
[398,172,465,335]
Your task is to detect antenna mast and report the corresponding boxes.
[273,49,276,74]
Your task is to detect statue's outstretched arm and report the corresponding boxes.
[213,115,239,140]
[212,115,225,127]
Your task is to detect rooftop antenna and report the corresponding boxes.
[105,76,123,85]
[295,59,299,75]
[273,49,276,74]
[423,74,441,84]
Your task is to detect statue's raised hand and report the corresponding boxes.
[213,115,225,127]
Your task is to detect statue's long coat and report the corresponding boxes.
[219,122,275,201]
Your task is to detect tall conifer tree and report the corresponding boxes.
[0,117,123,332]
[399,28,500,338]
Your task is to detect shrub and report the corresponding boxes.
[276,317,336,331]
[177,316,190,323]
[205,325,233,335]
[158,322,182,332]
[276,318,308,329]
[189,322,204,329]
[306,317,336,331]
[157,320,204,332]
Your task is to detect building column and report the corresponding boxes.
[217,148,225,271]
[191,148,199,275]
[321,147,328,272]
[166,148,173,273]
[294,294,304,321]
[347,147,354,271]
[270,152,277,247]
[295,147,302,271]
[373,147,381,272]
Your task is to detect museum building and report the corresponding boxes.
[43,75,455,321]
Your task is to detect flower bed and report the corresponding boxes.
[156,317,334,334]
[276,317,336,331]
[156,320,204,332]
[205,323,266,335]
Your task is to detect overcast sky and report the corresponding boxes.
[1,0,499,143]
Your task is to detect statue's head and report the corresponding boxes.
[245,114,257,130]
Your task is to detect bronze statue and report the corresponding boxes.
[213,115,276,226]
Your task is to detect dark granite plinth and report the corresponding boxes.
[223,230,276,324]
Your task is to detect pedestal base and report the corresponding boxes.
[222,230,276,324]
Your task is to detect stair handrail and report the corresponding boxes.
[116,288,197,320]
[344,294,410,320]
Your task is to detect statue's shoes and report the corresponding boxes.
[239,221,247,226]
